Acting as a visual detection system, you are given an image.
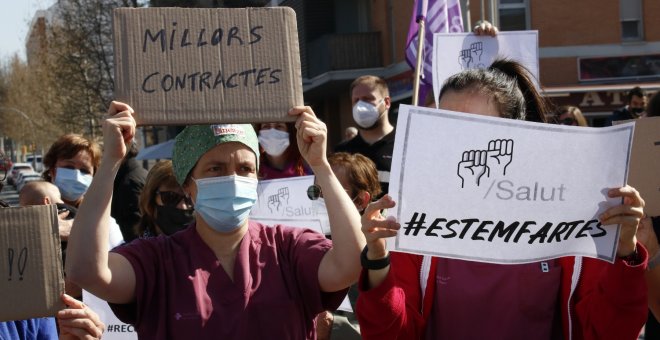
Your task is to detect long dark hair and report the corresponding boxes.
[439,59,553,122]
[490,59,552,123]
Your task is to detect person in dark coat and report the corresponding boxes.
[111,142,148,242]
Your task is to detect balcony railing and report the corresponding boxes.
[306,32,382,78]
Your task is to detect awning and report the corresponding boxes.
[543,82,660,96]
[136,139,175,160]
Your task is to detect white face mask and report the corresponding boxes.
[54,167,93,201]
[352,100,383,128]
[258,128,290,157]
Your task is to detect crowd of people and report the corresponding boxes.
[0,20,658,340]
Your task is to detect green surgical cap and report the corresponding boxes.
[172,124,260,185]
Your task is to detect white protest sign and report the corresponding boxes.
[431,31,539,105]
[83,291,137,339]
[250,176,330,233]
[389,105,634,264]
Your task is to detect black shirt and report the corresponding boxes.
[334,130,395,195]
[609,106,639,125]
[111,158,148,242]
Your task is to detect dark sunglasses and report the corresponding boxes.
[307,184,359,203]
[157,190,192,207]
[307,185,322,200]
[558,117,575,125]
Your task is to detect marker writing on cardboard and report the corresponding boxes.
[143,22,264,53]
[141,67,282,94]
[7,247,28,281]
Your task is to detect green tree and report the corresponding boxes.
[43,0,144,140]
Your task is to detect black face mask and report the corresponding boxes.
[155,205,194,236]
[630,107,644,115]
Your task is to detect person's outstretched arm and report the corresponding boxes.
[289,106,366,292]
[65,101,137,304]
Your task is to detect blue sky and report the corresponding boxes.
[0,0,56,62]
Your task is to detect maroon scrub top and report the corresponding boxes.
[110,220,346,339]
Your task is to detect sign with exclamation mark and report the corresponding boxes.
[0,205,64,321]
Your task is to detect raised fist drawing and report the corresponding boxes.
[486,139,514,177]
[458,48,474,69]
[470,42,483,61]
[458,42,485,70]
[457,150,489,188]
[268,194,281,213]
[278,187,290,204]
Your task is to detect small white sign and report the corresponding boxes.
[251,176,315,218]
[389,105,634,264]
[250,176,330,233]
[432,31,539,106]
[83,291,137,339]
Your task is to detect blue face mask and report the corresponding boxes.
[54,167,93,201]
[193,175,258,233]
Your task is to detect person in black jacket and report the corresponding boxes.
[111,142,148,242]
[610,86,647,124]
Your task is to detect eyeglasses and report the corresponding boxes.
[156,190,192,207]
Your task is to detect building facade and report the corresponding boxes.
[295,0,660,146]
[494,0,660,126]
[24,0,660,148]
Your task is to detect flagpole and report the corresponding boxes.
[412,17,426,106]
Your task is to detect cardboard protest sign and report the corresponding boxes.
[388,105,634,264]
[431,31,539,106]
[113,7,303,125]
[83,291,137,339]
[250,176,329,234]
[0,205,64,321]
[627,116,660,216]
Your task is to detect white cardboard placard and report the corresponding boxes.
[83,291,137,339]
[432,31,539,106]
[389,105,634,264]
[250,176,330,234]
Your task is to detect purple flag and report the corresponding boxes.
[406,0,464,88]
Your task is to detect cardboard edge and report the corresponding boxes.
[0,205,65,322]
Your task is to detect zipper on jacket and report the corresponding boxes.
[420,255,432,314]
[567,257,582,340]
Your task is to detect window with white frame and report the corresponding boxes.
[498,0,529,31]
[620,0,643,41]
